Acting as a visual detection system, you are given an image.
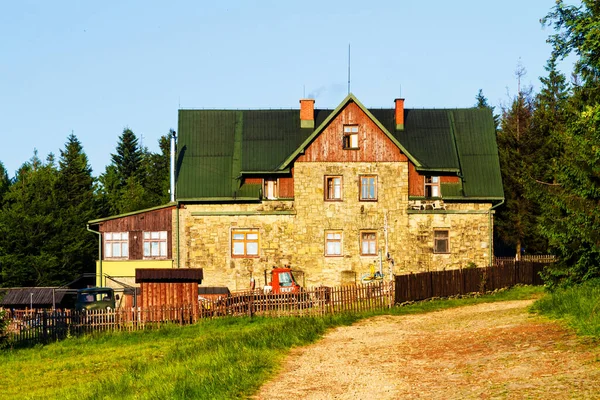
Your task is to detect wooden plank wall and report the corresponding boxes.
[297,102,407,163]
[140,282,198,314]
[408,163,461,197]
[98,206,175,260]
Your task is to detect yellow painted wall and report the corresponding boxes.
[96,260,174,287]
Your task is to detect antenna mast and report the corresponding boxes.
[347,44,351,94]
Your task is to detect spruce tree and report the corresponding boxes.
[539,0,600,284]
[495,63,543,258]
[0,152,61,286]
[54,134,97,282]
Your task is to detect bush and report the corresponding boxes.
[0,308,9,349]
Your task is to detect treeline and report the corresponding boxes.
[0,129,171,288]
[490,0,600,287]
[1,1,598,289]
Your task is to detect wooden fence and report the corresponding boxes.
[2,282,394,347]
[394,261,547,304]
[2,260,551,347]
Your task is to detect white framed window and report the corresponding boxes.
[359,175,377,201]
[425,176,440,197]
[434,230,450,253]
[361,231,377,256]
[143,231,168,258]
[232,229,259,257]
[325,176,342,201]
[104,232,129,259]
[325,231,343,256]
[264,178,278,200]
[343,125,359,149]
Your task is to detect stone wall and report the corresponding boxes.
[175,161,494,289]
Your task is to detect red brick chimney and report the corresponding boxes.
[300,99,315,128]
[395,98,405,130]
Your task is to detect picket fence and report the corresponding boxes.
[2,259,551,347]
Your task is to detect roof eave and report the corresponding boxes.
[88,203,177,225]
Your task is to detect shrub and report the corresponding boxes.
[0,308,9,349]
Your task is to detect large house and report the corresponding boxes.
[89,93,503,290]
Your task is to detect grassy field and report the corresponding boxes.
[0,286,545,400]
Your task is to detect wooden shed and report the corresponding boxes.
[135,268,203,312]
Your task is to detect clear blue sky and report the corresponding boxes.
[0,1,573,179]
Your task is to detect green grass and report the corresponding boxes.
[0,285,543,400]
[531,279,600,339]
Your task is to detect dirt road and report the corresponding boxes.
[255,300,600,399]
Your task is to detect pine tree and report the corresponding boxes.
[495,63,544,258]
[141,132,171,206]
[100,128,146,214]
[475,89,500,129]
[53,133,97,282]
[539,0,600,284]
[0,152,61,286]
[0,161,10,204]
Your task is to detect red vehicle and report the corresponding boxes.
[263,267,302,294]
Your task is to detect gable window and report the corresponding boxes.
[359,175,377,201]
[360,231,377,256]
[325,176,342,200]
[264,178,278,200]
[143,231,168,258]
[434,230,449,253]
[104,232,129,259]
[325,231,343,256]
[232,229,259,257]
[342,125,359,149]
[425,176,440,197]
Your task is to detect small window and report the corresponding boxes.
[343,125,359,149]
[434,230,449,253]
[325,231,343,256]
[361,231,377,256]
[104,232,129,259]
[325,176,342,200]
[359,175,377,201]
[232,229,259,257]
[264,178,278,200]
[143,231,168,258]
[425,176,440,197]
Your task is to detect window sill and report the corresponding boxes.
[342,147,360,150]
[359,199,378,202]
[231,255,260,259]
[325,199,343,202]
[324,255,343,258]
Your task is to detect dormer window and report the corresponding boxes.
[425,176,440,197]
[343,125,359,149]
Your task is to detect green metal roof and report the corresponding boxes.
[176,96,503,202]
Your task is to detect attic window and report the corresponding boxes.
[264,178,278,200]
[425,176,440,197]
[343,125,359,149]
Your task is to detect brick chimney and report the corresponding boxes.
[300,99,315,128]
[395,98,405,130]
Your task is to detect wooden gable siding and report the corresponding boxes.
[441,176,460,184]
[408,163,461,196]
[408,162,424,197]
[296,102,407,163]
[244,178,263,185]
[279,168,294,198]
[98,206,175,260]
